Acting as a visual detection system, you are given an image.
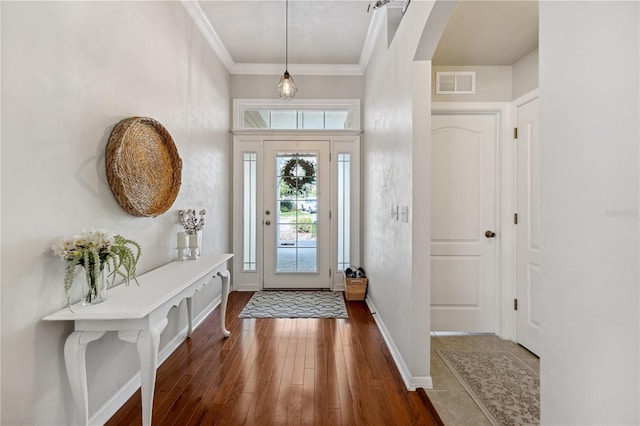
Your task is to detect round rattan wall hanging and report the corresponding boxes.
[106,117,182,217]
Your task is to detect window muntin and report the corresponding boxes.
[243,109,352,130]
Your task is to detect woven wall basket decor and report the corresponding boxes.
[106,117,182,217]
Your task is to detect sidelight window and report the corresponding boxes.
[243,153,257,271]
[337,153,351,272]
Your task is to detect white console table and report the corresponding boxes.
[43,253,233,426]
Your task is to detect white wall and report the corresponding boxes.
[231,74,364,100]
[539,1,639,424]
[432,66,512,102]
[362,2,437,387]
[230,74,364,127]
[432,53,539,105]
[512,48,538,100]
[1,1,231,424]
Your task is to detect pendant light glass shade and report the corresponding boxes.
[277,0,297,100]
[277,71,297,100]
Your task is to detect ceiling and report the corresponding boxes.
[433,1,538,66]
[199,1,372,65]
[190,0,538,75]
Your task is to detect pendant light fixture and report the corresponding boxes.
[276,0,297,100]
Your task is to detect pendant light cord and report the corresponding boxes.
[285,0,289,72]
[276,0,297,99]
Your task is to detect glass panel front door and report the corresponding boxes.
[263,141,330,289]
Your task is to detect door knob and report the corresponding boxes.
[485,230,496,238]
[265,220,271,226]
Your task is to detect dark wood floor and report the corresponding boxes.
[106,291,438,425]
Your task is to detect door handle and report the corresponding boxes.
[485,230,496,238]
[265,220,271,226]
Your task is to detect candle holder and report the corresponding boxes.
[177,231,188,260]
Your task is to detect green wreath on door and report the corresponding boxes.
[281,158,316,194]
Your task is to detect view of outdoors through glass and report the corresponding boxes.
[276,153,318,273]
[244,109,351,130]
[242,153,257,271]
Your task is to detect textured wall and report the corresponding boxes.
[230,75,364,100]
[362,2,437,383]
[539,1,639,423]
[1,1,230,424]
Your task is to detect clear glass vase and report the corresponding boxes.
[188,231,202,260]
[83,267,107,305]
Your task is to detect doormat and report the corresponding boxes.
[238,291,348,319]
[437,350,540,426]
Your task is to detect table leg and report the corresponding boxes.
[186,297,193,337]
[217,270,231,337]
[118,318,167,426]
[64,330,106,426]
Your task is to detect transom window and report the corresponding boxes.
[244,110,351,130]
[233,99,360,131]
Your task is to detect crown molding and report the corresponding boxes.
[183,0,387,77]
[180,0,234,73]
[358,8,385,74]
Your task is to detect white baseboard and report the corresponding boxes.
[410,375,433,389]
[234,282,261,291]
[365,297,433,391]
[89,294,222,426]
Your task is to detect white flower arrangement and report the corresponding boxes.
[178,209,206,235]
[51,229,141,306]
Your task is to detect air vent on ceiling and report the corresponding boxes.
[435,72,476,94]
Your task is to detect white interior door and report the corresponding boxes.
[431,113,497,332]
[516,97,541,355]
[263,140,331,289]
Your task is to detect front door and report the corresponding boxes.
[516,97,541,355]
[431,113,497,332]
[263,140,331,289]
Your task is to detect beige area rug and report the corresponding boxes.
[437,350,540,426]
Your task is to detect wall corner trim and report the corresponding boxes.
[180,0,235,72]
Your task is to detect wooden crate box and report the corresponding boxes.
[344,277,368,301]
